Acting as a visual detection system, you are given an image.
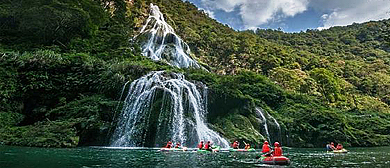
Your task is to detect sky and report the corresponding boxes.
[183,0,390,32]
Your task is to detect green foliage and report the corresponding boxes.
[0,120,80,147]
[0,112,24,127]
[270,67,308,92]
[0,47,164,146]
[310,68,341,103]
[0,0,108,46]
[0,54,20,113]
[213,113,264,145]
[46,95,117,121]
[1,0,390,148]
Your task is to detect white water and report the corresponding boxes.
[256,107,271,142]
[111,71,229,148]
[111,81,131,123]
[269,113,282,140]
[137,3,200,69]
[255,107,281,143]
[111,3,228,148]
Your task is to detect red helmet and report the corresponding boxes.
[264,141,269,144]
[274,142,280,147]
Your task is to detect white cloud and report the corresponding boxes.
[314,0,390,30]
[200,0,309,29]
[196,0,390,30]
[199,8,215,19]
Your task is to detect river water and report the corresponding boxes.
[1,146,389,168]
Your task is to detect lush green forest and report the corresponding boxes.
[1,0,389,148]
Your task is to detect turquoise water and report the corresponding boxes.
[1,146,390,167]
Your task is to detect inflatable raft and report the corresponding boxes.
[229,148,255,152]
[197,146,220,153]
[333,149,348,153]
[258,155,290,165]
[159,147,187,152]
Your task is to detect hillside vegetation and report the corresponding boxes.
[0,0,389,147]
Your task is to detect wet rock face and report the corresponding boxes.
[78,126,111,147]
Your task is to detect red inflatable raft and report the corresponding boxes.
[259,155,290,165]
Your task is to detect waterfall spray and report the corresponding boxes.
[256,107,271,142]
[255,107,282,143]
[137,3,200,69]
[111,3,228,148]
[111,71,229,148]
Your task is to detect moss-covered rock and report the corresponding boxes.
[213,113,265,148]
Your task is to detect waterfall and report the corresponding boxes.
[270,114,282,141]
[256,108,271,142]
[110,71,229,148]
[111,81,131,124]
[110,3,228,148]
[137,3,200,69]
[255,107,281,143]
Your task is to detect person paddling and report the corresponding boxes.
[256,141,272,159]
[204,141,212,151]
[330,142,336,150]
[336,143,343,150]
[273,142,283,156]
[175,142,181,148]
[232,141,239,149]
[326,142,336,151]
[198,141,204,150]
[165,141,173,148]
[244,142,251,150]
[262,141,271,154]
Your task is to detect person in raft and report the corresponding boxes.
[261,141,272,156]
[232,141,239,149]
[326,142,336,151]
[198,141,204,150]
[273,142,283,156]
[336,143,343,150]
[244,143,251,150]
[174,142,181,148]
[165,141,173,148]
[204,141,212,151]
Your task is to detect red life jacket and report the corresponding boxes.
[204,143,210,149]
[165,144,171,148]
[336,144,343,150]
[198,143,203,149]
[273,147,282,156]
[232,142,238,148]
[262,144,270,153]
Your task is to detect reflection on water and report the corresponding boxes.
[0,146,389,168]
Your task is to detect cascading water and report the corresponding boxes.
[137,3,200,69]
[269,113,282,141]
[111,3,228,148]
[256,108,271,142]
[111,71,229,148]
[255,107,282,143]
